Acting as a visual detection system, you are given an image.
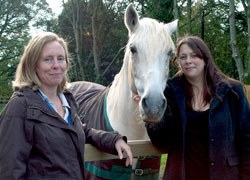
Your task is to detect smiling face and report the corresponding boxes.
[36,41,67,91]
[177,44,206,82]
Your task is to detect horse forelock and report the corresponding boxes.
[129,17,175,53]
[125,18,174,73]
[119,17,175,100]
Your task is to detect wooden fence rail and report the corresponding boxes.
[245,85,250,102]
[85,140,167,162]
[84,85,250,162]
[0,87,249,161]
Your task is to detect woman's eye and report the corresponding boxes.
[58,56,65,61]
[179,56,186,60]
[191,53,198,58]
[168,52,172,58]
[44,57,52,63]
[168,49,173,57]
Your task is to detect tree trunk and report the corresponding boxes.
[174,0,179,38]
[91,0,101,82]
[200,10,205,39]
[69,0,85,80]
[187,0,191,34]
[246,0,250,83]
[229,0,244,81]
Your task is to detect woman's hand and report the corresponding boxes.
[115,139,133,166]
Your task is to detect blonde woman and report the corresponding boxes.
[0,32,132,179]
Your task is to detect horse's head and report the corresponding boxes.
[124,4,178,123]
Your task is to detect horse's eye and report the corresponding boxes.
[168,49,174,57]
[130,46,137,54]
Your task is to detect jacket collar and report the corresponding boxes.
[13,87,78,130]
[210,82,231,110]
[168,76,232,110]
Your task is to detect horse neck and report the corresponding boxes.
[106,58,149,140]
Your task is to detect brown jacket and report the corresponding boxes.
[0,87,124,180]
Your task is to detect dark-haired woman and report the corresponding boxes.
[146,35,250,180]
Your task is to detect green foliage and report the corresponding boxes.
[0,0,53,95]
[177,1,248,81]
[0,104,5,112]
[61,0,247,84]
[0,0,249,89]
[143,0,174,23]
[58,0,128,85]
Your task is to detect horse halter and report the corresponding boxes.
[133,94,141,104]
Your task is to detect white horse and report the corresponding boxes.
[107,4,177,140]
[69,3,177,179]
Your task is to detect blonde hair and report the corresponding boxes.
[13,32,70,92]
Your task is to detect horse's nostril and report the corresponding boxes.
[142,97,147,108]
[142,96,166,114]
[162,99,166,108]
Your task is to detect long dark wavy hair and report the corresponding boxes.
[173,35,240,109]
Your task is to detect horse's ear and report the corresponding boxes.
[124,3,139,34]
[164,19,178,35]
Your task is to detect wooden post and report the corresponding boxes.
[245,85,250,102]
[84,140,167,162]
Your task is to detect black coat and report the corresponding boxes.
[146,76,250,180]
[0,88,123,180]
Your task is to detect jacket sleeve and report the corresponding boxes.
[82,124,125,155]
[0,96,32,180]
[233,84,250,179]
[146,84,181,149]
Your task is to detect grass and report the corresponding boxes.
[160,154,167,179]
